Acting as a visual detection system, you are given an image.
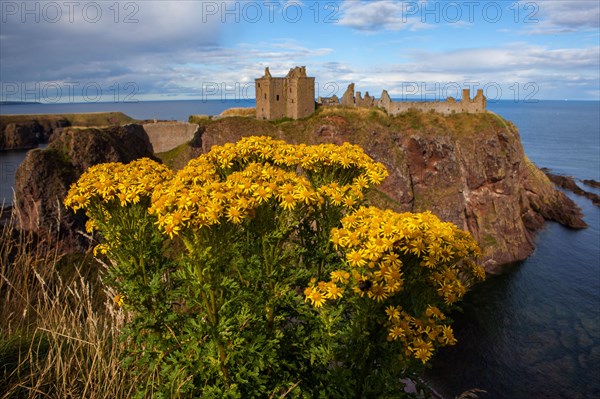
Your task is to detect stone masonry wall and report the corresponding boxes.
[256,67,315,120]
[142,122,199,153]
[321,84,486,115]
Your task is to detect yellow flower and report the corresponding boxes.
[388,326,405,341]
[280,194,297,211]
[413,348,432,364]
[93,243,109,256]
[325,283,344,300]
[425,305,445,320]
[226,206,244,224]
[114,294,125,307]
[367,283,388,302]
[307,289,326,308]
[330,270,350,284]
[439,325,457,346]
[385,305,400,321]
[346,249,367,268]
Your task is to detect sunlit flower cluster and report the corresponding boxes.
[149,162,318,237]
[204,136,388,187]
[148,136,387,237]
[385,304,458,363]
[64,158,174,213]
[305,206,484,364]
[322,207,482,303]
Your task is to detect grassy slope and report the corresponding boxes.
[0,112,136,127]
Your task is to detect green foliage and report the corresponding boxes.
[65,137,483,398]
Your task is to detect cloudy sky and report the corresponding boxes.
[1,0,598,102]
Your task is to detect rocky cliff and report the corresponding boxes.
[14,124,155,243]
[187,107,585,272]
[0,112,135,150]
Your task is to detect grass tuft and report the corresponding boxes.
[0,207,140,399]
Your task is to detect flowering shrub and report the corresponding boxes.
[65,136,484,398]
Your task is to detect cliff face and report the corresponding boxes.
[188,108,585,272]
[0,112,135,150]
[0,119,69,150]
[14,124,155,244]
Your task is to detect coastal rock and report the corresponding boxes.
[0,118,69,150]
[182,108,586,272]
[543,172,600,207]
[14,124,155,244]
[0,112,133,151]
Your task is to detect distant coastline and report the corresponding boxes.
[0,101,42,105]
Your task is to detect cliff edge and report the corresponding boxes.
[187,107,585,272]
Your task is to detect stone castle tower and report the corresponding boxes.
[255,66,315,120]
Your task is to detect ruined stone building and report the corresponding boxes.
[255,67,486,120]
[255,66,315,120]
[327,83,487,115]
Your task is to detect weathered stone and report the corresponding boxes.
[341,83,355,106]
[142,122,199,153]
[258,67,487,117]
[545,172,600,207]
[0,118,70,150]
[255,66,315,120]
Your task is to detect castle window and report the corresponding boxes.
[258,83,260,88]
[276,95,280,101]
[264,93,267,100]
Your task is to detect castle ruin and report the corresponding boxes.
[327,83,486,115]
[255,67,486,120]
[255,66,315,120]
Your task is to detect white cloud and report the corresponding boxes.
[338,0,432,32]
[309,43,600,100]
[524,0,600,34]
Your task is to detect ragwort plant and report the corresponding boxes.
[64,136,484,398]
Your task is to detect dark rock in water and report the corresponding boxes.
[582,179,600,189]
[13,124,155,246]
[544,172,600,207]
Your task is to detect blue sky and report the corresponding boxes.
[1,0,598,103]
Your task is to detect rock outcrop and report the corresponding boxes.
[183,108,586,273]
[0,118,69,150]
[543,171,600,207]
[14,124,155,244]
[0,112,135,150]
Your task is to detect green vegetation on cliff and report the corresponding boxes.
[0,111,135,127]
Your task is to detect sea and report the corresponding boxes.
[1,99,599,398]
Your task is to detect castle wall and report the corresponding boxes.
[293,77,315,119]
[256,77,287,120]
[142,122,199,153]
[258,68,486,119]
[255,67,315,120]
[320,84,486,116]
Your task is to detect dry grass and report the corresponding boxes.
[219,107,256,117]
[0,209,140,398]
[0,112,136,127]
